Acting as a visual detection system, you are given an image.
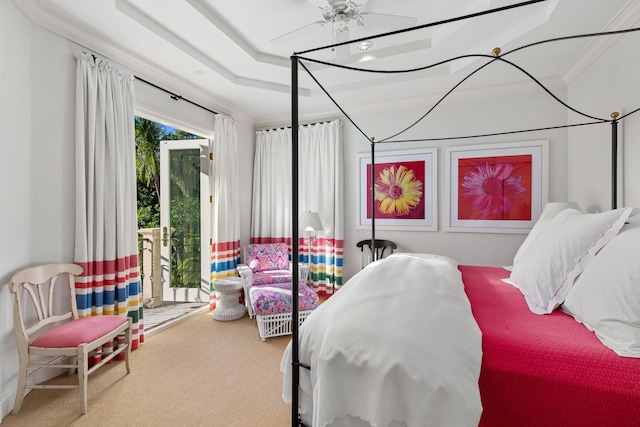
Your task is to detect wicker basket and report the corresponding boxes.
[255,309,314,341]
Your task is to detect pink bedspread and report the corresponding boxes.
[460,265,640,427]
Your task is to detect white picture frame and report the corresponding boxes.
[445,140,548,234]
[357,148,437,231]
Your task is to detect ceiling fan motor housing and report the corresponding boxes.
[273,0,412,50]
[320,0,369,21]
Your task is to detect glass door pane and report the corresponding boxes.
[160,139,210,302]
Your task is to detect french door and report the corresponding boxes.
[160,139,210,302]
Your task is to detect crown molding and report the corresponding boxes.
[17,0,311,100]
[562,0,640,85]
[115,0,305,96]
[14,0,43,22]
[185,0,288,68]
[13,0,252,120]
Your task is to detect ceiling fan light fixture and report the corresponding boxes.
[273,0,416,59]
[358,40,373,51]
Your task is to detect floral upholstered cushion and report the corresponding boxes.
[246,243,290,273]
[250,282,319,316]
[253,270,292,286]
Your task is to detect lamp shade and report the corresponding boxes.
[541,201,581,215]
[300,211,323,233]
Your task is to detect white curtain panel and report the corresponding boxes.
[252,120,344,294]
[73,52,143,348]
[252,127,293,243]
[298,120,344,294]
[210,115,242,308]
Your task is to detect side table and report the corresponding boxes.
[298,264,310,284]
[212,277,246,321]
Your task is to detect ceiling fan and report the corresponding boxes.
[272,0,418,61]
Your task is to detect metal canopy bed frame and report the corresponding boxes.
[287,1,640,425]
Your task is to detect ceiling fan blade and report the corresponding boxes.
[271,20,326,44]
[357,12,417,31]
[306,0,329,8]
[334,24,350,63]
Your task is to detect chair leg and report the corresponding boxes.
[124,320,132,374]
[78,346,88,415]
[12,356,29,415]
[68,356,77,376]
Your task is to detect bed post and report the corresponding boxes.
[291,54,301,427]
[611,112,619,210]
[370,136,376,259]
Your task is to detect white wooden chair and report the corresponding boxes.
[10,263,132,415]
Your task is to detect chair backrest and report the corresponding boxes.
[356,239,398,268]
[10,263,84,346]
[244,243,290,272]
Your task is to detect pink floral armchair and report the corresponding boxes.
[243,242,292,286]
[237,243,312,327]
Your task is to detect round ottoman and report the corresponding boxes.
[212,278,246,321]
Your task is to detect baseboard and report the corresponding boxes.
[1,365,66,423]
[1,388,17,423]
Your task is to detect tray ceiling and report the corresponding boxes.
[15,0,640,125]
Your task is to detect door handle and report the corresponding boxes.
[162,227,168,247]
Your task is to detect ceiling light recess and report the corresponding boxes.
[358,40,373,51]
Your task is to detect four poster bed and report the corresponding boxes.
[284,1,640,426]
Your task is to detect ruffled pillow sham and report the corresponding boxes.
[561,214,640,357]
[509,207,632,314]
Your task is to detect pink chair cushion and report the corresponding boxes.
[253,270,293,286]
[246,243,289,273]
[31,316,127,348]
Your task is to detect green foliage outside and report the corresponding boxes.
[168,148,201,288]
[137,180,160,229]
[135,117,199,228]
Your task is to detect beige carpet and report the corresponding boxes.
[2,311,292,427]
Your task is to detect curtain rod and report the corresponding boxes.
[135,76,219,116]
[82,51,219,116]
[255,118,342,132]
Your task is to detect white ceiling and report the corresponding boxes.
[15,0,640,125]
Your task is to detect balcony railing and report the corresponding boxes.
[138,228,161,308]
[138,228,202,308]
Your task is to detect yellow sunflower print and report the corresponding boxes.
[374,165,423,216]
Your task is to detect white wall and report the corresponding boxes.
[1,1,79,418]
[0,4,255,420]
[338,82,570,281]
[1,8,93,420]
[1,0,33,418]
[567,30,640,211]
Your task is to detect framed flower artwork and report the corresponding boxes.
[357,148,437,231]
[445,140,549,233]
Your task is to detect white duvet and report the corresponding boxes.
[281,253,482,427]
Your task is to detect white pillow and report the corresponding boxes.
[513,202,581,266]
[512,209,557,266]
[562,215,640,357]
[509,207,632,314]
